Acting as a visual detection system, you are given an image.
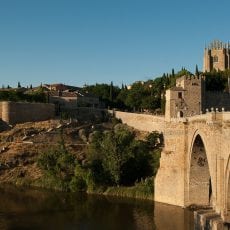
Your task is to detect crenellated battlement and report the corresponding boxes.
[203,40,230,72]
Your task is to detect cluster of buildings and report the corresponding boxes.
[166,40,230,120]
[0,39,230,125]
[41,83,100,112]
[0,83,101,125]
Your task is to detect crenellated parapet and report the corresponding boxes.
[203,40,230,72]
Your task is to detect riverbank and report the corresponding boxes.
[0,118,160,201]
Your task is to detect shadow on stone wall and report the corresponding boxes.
[0,119,10,132]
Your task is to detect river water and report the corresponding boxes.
[0,185,194,230]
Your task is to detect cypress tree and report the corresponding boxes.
[109,81,113,102]
[195,65,199,76]
[172,68,175,77]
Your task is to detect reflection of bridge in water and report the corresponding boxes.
[114,111,230,229]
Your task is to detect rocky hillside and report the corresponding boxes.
[0,119,115,185]
[0,115,150,190]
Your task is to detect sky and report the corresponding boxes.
[0,0,230,88]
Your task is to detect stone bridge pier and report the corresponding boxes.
[113,110,230,227]
[155,112,230,225]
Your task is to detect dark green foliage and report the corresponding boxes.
[86,124,163,187]
[83,83,121,109]
[83,68,193,114]
[0,90,46,103]
[195,64,199,76]
[204,69,230,92]
[37,140,75,182]
[37,131,76,191]
[109,81,113,102]
[37,125,163,194]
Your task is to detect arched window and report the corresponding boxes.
[213,56,218,62]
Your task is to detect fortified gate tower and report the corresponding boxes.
[165,75,205,120]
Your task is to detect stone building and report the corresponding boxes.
[203,40,230,72]
[48,90,100,111]
[165,74,230,120]
[165,75,205,120]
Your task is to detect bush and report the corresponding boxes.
[37,133,76,191]
[87,125,163,188]
[69,176,87,192]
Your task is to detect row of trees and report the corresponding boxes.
[204,69,230,91]
[84,68,230,113]
[1,67,229,112]
[0,90,47,103]
[83,68,190,113]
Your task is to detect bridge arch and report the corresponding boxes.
[188,132,212,206]
[225,155,230,216]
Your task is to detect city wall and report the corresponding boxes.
[0,101,55,125]
[112,111,165,133]
[61,107,107,122]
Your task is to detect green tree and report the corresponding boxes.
[87,124,163,186]
[195,64,199,76]
[109,81,113,102]
[37,130,76,190]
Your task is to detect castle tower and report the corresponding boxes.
[203,40,230,72]
[165,75,205,120]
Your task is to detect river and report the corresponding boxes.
[0,185,194,230]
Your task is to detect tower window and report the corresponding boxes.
[213,56,218,62]
[178,92,182,99]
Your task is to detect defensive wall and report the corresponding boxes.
[61,107,108,122]
[0,101,55,125]
[112,111,165,133]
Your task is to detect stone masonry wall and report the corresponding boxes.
[154,121,187,206]
[113,111,165,133]
[0,101,55,125]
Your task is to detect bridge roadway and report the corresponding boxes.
[114,111,230,227]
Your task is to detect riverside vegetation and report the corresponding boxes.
[36,120,163,200]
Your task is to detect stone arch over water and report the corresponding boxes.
[225,156,230,216]
[188,134,212,206]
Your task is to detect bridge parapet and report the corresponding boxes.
[168,112,230,124]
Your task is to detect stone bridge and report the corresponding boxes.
[114,111,230,226]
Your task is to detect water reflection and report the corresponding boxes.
[0,185,193,230]
[154,202,194,230]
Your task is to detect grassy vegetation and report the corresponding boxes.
[104,177,154,200]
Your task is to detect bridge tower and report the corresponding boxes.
[165,75,205,120]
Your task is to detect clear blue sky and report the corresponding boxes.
[0,0,230,88]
